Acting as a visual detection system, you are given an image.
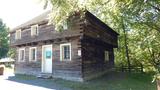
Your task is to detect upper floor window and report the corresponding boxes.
[29,47,37,61]
[18,48,25,62]
[16,29,21,39]
[63,21,68,30]
[104,51,109,62]
[31,24,38,36]
[60,43,71,61]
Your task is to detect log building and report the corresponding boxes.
[10,10,119,81]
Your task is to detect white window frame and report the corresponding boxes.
[60,43,71,61]
[31,24,39,36]
[104,51,109,62]
[18,48,25,62]
[29,47,37,62]
[63,21,68,30]
[16,29,21,39]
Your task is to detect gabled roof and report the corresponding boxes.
[10,10,118,36]
[11,10,51,32]
[85,11,119,36]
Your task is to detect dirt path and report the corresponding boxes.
[0,79,54,90]
[0,68,72,90]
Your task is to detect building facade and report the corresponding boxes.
[10,10,119,81]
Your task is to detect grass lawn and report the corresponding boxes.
[54,72,156,90]
[13,72,156,90]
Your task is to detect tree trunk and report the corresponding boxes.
[157,80,160,90]
[122,18,131,72]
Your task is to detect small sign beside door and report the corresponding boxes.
[78,50,81,56]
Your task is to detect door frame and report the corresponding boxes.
[41,44,52,73]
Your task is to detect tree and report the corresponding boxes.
[7,48,16,59]
[42,0,160,73]
[41,0,137,67]
[0,19,9,59]
[115,0,160,70]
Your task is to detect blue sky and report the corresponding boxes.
[0,0,50,29]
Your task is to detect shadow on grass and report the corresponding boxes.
[7,74,71,90]
[53,72,156,90]
[6,72,156,90]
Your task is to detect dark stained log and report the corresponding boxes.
[81,35,115,80]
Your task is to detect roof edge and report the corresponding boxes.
[85,10,119,35]
[10,10,51,33]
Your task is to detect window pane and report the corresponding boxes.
[105,51,109,61]
[31,25,38,35]
[63,21,68,30]
[34,27,37,34]
[17,31,20,39]
[32,49,36,60]
[35,28,38,35]
[21,50,24,61]
[64,46,67,59]
[16,30,21,39]
[63,45,70,60]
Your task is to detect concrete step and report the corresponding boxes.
[37,73,52,79]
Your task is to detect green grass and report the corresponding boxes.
[54,72,156,90]
[14,72,156,90]
[14,74,37,80]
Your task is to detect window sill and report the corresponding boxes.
[16,38,21,40]
[31,35,38,37]
[29,60,37,62]
[18,61,25,62]
[60,59,71,61]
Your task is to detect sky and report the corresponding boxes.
[0,0,50,29]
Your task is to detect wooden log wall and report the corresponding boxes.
[52,37,83,81]
[10,18,83,46]
[81,35,114,80]
[14,14,84,81]
[15,45,42,75]
[80,12,118,80]
[84,12,118,47]
[14,36,83,81]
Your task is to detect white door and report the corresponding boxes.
[42,45,52,73]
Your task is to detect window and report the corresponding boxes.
[18,48,25,62]
[104,51,109,62]
[29,47,37,61]
[60,43,71,61]
[16,29,21,39]
[63,21,68,30]
[31,25,38,36]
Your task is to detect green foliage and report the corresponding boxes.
[7,48,16,58]
[14,74,37,80]
[114,0,160,72]
[0,19,9,58]
[43,0,160,73]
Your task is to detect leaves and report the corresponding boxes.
[43,0,160,72]
[0,19,9,58]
